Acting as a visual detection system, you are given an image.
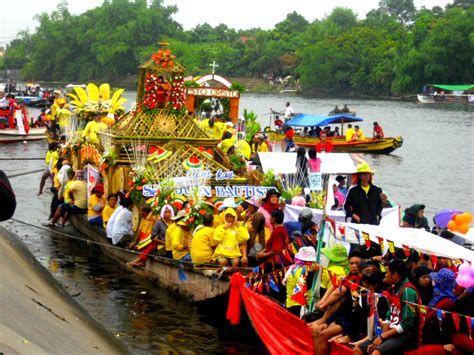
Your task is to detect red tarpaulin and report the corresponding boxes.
[227,273,314,355]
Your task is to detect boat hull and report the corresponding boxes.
[266,131,403,154]
[0,128,47,143]
[69,215,231,302]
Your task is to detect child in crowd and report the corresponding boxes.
[102,193,118,228]
[256,209,289,263]
[212,208,249,266]
[88,184,105,226]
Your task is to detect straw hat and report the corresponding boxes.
[263,188,281,202]
[356,162,376,174]
[147,146,171,163]
[171,209,187,221]
[295,246,317,262]
[182,156,203,170]
[197,146,213,160]
[172,195,187,211]
[219,197,237,211]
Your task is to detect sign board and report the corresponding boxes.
[143,184,274,198]
[309,172,322,191]
[187,87,240,99]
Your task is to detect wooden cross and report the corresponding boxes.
[209,61,219,75]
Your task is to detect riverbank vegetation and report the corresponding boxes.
[4,0,473,96]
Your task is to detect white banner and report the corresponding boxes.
[86,164,99,201]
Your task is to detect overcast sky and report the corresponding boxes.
[1,0,453,45]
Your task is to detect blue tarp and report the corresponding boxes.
[286,114,363,127]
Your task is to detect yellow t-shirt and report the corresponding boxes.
[212,223,249,259]
[88,194,105,220]
[361,184,370,196]
[63,180,73,203]
[165,223,179,251]
[69,180,87,209]
[321,264,347,290]
[258,142,269,152]
[58,108,71,128]
[171,227,193,260]
[357,129,365,140]
[191,226,216,264]
[138,212,157,236]
[345,128,355,142]
[102,205,117,228]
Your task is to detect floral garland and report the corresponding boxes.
[181,200,213,230]
[99,151,117,172]
[170,74,186,113]
[143,73,164,110]
[146,179,176,215]
[151,49,176,68]
[60,139,83,157]
[126,166,154,205]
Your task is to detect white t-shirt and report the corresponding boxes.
[107,206,133,245]
[284,105,294,119]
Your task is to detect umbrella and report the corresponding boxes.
[434,209,462,228]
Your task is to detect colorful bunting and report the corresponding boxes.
[376,236,385,254]
[388,240,395,254]
[362,232,371,249]
[290,274,308,305]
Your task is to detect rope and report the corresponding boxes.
[9,217,251,271]
[7,169,44,179]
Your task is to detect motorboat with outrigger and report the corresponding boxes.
[265,113,403,154]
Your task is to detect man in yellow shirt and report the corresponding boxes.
[38,142,59,195]
[353,125,365,141]
[165,210,186,258]
[191,213,217,264]
[345,124,356,142]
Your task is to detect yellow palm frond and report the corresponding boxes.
[67,93,79,102]
[99,83,111,101]
[112,97,128,110]
[74,87,89,104]
[87,83,99,102]
[69,100,83,107]
[110,88,125,106]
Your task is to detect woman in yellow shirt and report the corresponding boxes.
[171,221,193,261]
[102,193,118,228]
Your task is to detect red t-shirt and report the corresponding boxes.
[373,126,384,137]
[265,225,289,253]
[316,141,334,153]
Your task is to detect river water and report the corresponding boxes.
[0,93,472,353]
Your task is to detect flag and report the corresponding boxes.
[467,316,473,337]
[431,255,438,269]
[402,244,411,258]
[452,312,461,332]
[388,240,395,254]
[338,225,346,242]
[290,274,308,305]
[362,232,371,249]
[376,236,386,255]
[86,164,99,201]
[269,276,280,293]
[354,230,361,244]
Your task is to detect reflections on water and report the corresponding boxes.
[0,93,472,352]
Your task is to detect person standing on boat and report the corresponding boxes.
[373,122,384,139]
[315,132,334,153]
[82,112,108,145]
[343,163,383,225]
[284,102,295,121]
[38,143,59,195]
[283,126,296,152]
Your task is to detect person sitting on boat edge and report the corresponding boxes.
[341,104,350,113]
[102,193,118,228]
[88,183,106,226]
[212,208,249,267]
[164,209,186,259]
[353,125,365,141]
[373,122,384,139]
[128,204,174,268]
[107,198,134,246]
[171,217,193,262]
[191,212,217,264]
[315,132,334,153]
[47,168,75,227]
[345,124,355,142]
[129,204,157,251]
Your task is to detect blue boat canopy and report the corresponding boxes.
[286,114,363,127]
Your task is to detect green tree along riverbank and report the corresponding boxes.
[4,0,473,96]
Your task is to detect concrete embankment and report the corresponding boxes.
[0,226,129,354]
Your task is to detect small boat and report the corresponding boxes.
[69,215,235,302]
[265,114,403,154]
[417,84,474,104]
[0,127,47,143]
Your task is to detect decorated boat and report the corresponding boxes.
[69,214,233,302]
[417,84,474,104]
[0,108,47,143]
[265,114,403,154]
